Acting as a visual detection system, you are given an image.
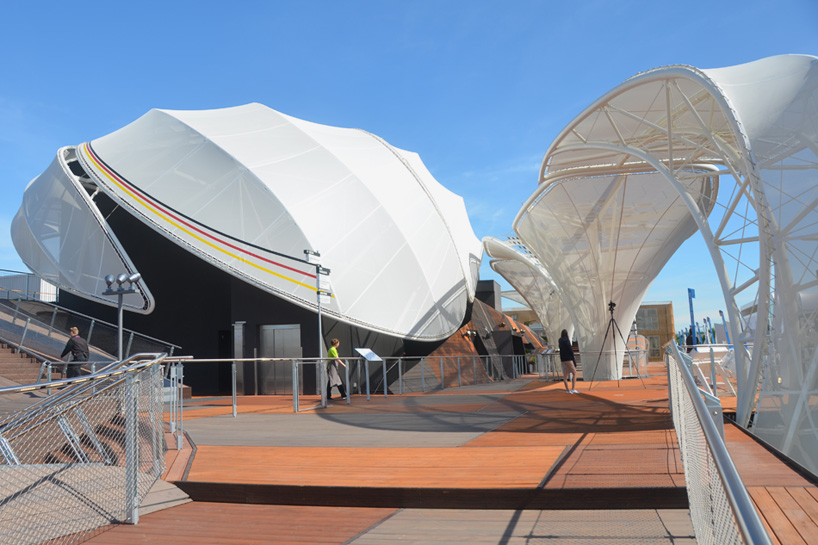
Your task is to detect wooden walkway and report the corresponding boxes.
[80,371,818,544]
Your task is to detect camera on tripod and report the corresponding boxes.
[608,300,616,314]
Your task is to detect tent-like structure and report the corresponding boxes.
[515,169,714,380]
[483,236,572,346]
[511,54,818,475]
[12,103,482,358]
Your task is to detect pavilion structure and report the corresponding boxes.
[501,54,818,475]
[483,236,572,346]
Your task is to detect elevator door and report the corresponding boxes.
[258,324,302,395]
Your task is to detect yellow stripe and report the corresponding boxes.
[81,143,318,292]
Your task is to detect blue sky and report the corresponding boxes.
[1,1,816,330]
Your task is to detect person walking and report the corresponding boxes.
[326,338,347,401]
[61,326,89,378]
[686,331,695,353]
[558,329,578,394]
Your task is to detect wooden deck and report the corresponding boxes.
[724,424,818,544]
[81,372,817,544]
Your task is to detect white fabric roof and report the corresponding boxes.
[483,236,572,344]
[15,103,481,340]
[515,171,711,379]
[11,147,151,312]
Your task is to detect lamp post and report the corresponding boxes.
[102,272,141,361]
[304,250,331,405]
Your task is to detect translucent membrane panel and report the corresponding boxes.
[11,150,151,312]
[483,236,573,345]
[717,56,818,476]
[516,171,704,380]
[489,259,572,346]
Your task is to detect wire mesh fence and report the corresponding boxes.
[666,344,771,545]
[0,354,166,545]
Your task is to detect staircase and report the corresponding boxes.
[0,340,45,384]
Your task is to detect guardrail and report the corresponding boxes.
[0,353,167,544]
[666,342,772,545]
[0,269,56,302]
[0,298,181,360]
[536,348,651,381]
[162,354,530,448]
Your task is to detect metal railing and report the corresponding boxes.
[162,354,531,446]
[0,269,56,302]
[0,298,181,366]
[666,342,772,545]
[683,343,738,398]
[0,353,167,544]
[537,348,651,381]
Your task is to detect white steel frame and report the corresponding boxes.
[514,56,818,475]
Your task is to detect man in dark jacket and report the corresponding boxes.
[61,327,89,378]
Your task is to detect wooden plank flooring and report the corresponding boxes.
[187,445,566,488]
[82,503,396,545]
[80,373,818,543]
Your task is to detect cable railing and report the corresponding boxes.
[0,353,167,545]
[666,342,772,545]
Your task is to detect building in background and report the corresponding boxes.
[635,302,675,361]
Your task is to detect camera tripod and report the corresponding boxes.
[588,301,645,389]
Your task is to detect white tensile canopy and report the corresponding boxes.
[512,54,818,475]
[14,103,482,342]
[11,147,152,311]
[515,170,713,381]
[483,236,572,346]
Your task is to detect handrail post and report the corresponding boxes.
[398,358,403,394]
[48,306,57,336]
[47,362,52,396]
[168,363,177,441]
[421,358,425,392]
[179,363,185,450]
[292,360,299,413]
[365,359,371,401]
[124,372,139,524]
[710,347,717,396]
[125,332,134,358]
[345,359,352,404]
[440,357,444,389]
[87,320,95,347]
[382,359,387,398]
[20,318,31,351]
[457,357,462,387]
[231,361,237,418]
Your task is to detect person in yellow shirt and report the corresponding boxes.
[326,338,347,400]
